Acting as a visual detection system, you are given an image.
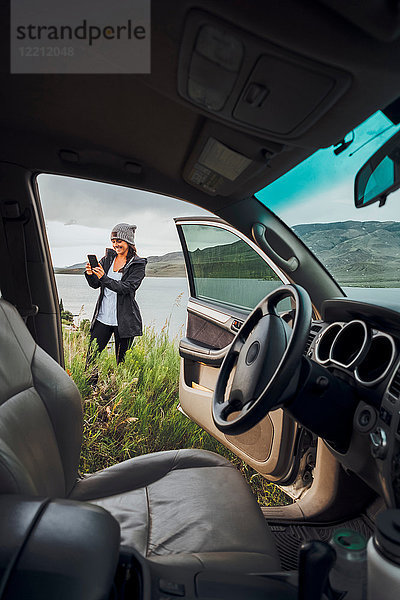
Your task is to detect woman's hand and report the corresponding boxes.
[85,262,93,275]
[93,264,105,279]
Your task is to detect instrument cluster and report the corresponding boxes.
[313,319,397,387]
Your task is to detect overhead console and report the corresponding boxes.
[181,120,282,195]
[178,9,351,142]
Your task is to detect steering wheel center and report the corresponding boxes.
[246,341,260,365]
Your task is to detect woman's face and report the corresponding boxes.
[112,238,129,255]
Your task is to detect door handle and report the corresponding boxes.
[252,222,299,272]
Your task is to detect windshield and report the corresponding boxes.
[256,111,400,300]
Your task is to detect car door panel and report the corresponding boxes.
[179,351,298,481]
[175,218,303,485]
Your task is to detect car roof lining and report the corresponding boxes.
[1,0,400,210]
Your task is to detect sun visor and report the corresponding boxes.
[317,0,400,42]
[178,10,351,142]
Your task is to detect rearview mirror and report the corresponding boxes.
[355,130,400,208]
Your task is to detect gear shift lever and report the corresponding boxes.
[298,540,336,600]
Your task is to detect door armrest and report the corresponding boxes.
[179,337,229,367]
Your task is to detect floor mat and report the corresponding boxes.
[267,517,373,571]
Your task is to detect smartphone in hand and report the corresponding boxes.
[87,254,99,270]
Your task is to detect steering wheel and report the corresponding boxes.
[212,284,312,435]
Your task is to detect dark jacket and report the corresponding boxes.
[85,248,147,338]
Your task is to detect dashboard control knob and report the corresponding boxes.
[360,410,371,427]
[354,403,377,433]
[314,376,330,392]
[370,427,388,459]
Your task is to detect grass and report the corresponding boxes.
[63,323,291,507]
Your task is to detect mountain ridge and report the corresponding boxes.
[55,251,185,276]
[292,221,400,286]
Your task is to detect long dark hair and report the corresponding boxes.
[126,244,137,262]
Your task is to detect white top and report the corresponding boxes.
[97,259,122,326]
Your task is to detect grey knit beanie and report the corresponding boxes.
[111,223,137,245]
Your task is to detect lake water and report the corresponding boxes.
[56,275,189,339]
[55,274,400,340]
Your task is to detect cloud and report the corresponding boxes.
[39,174,212,266]
[39,169,400,268]
[38,174,209,228]
[279,180,400,227]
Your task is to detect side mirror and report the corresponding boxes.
[355,130,400,208]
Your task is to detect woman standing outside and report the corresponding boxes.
[85,223,146,364]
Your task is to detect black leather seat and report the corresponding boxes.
[0,299,280,572]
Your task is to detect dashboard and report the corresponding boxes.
[306,298,400,508]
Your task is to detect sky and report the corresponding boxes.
[256,111,400,225]
[39,111,400,267]
[38,175,212,266]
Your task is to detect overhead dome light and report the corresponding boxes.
[187,25,243,111]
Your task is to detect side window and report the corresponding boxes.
[180,223,284,311]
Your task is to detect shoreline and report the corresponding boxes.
[54,272,400,287]
[55,272,187,278]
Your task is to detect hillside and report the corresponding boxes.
[54,221,400,287]
[293,221,400,286]
[55,251,185,277]
[145,251,185,277]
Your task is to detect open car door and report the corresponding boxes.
[175,216,317,494]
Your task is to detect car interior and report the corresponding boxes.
[1,1,400,599]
